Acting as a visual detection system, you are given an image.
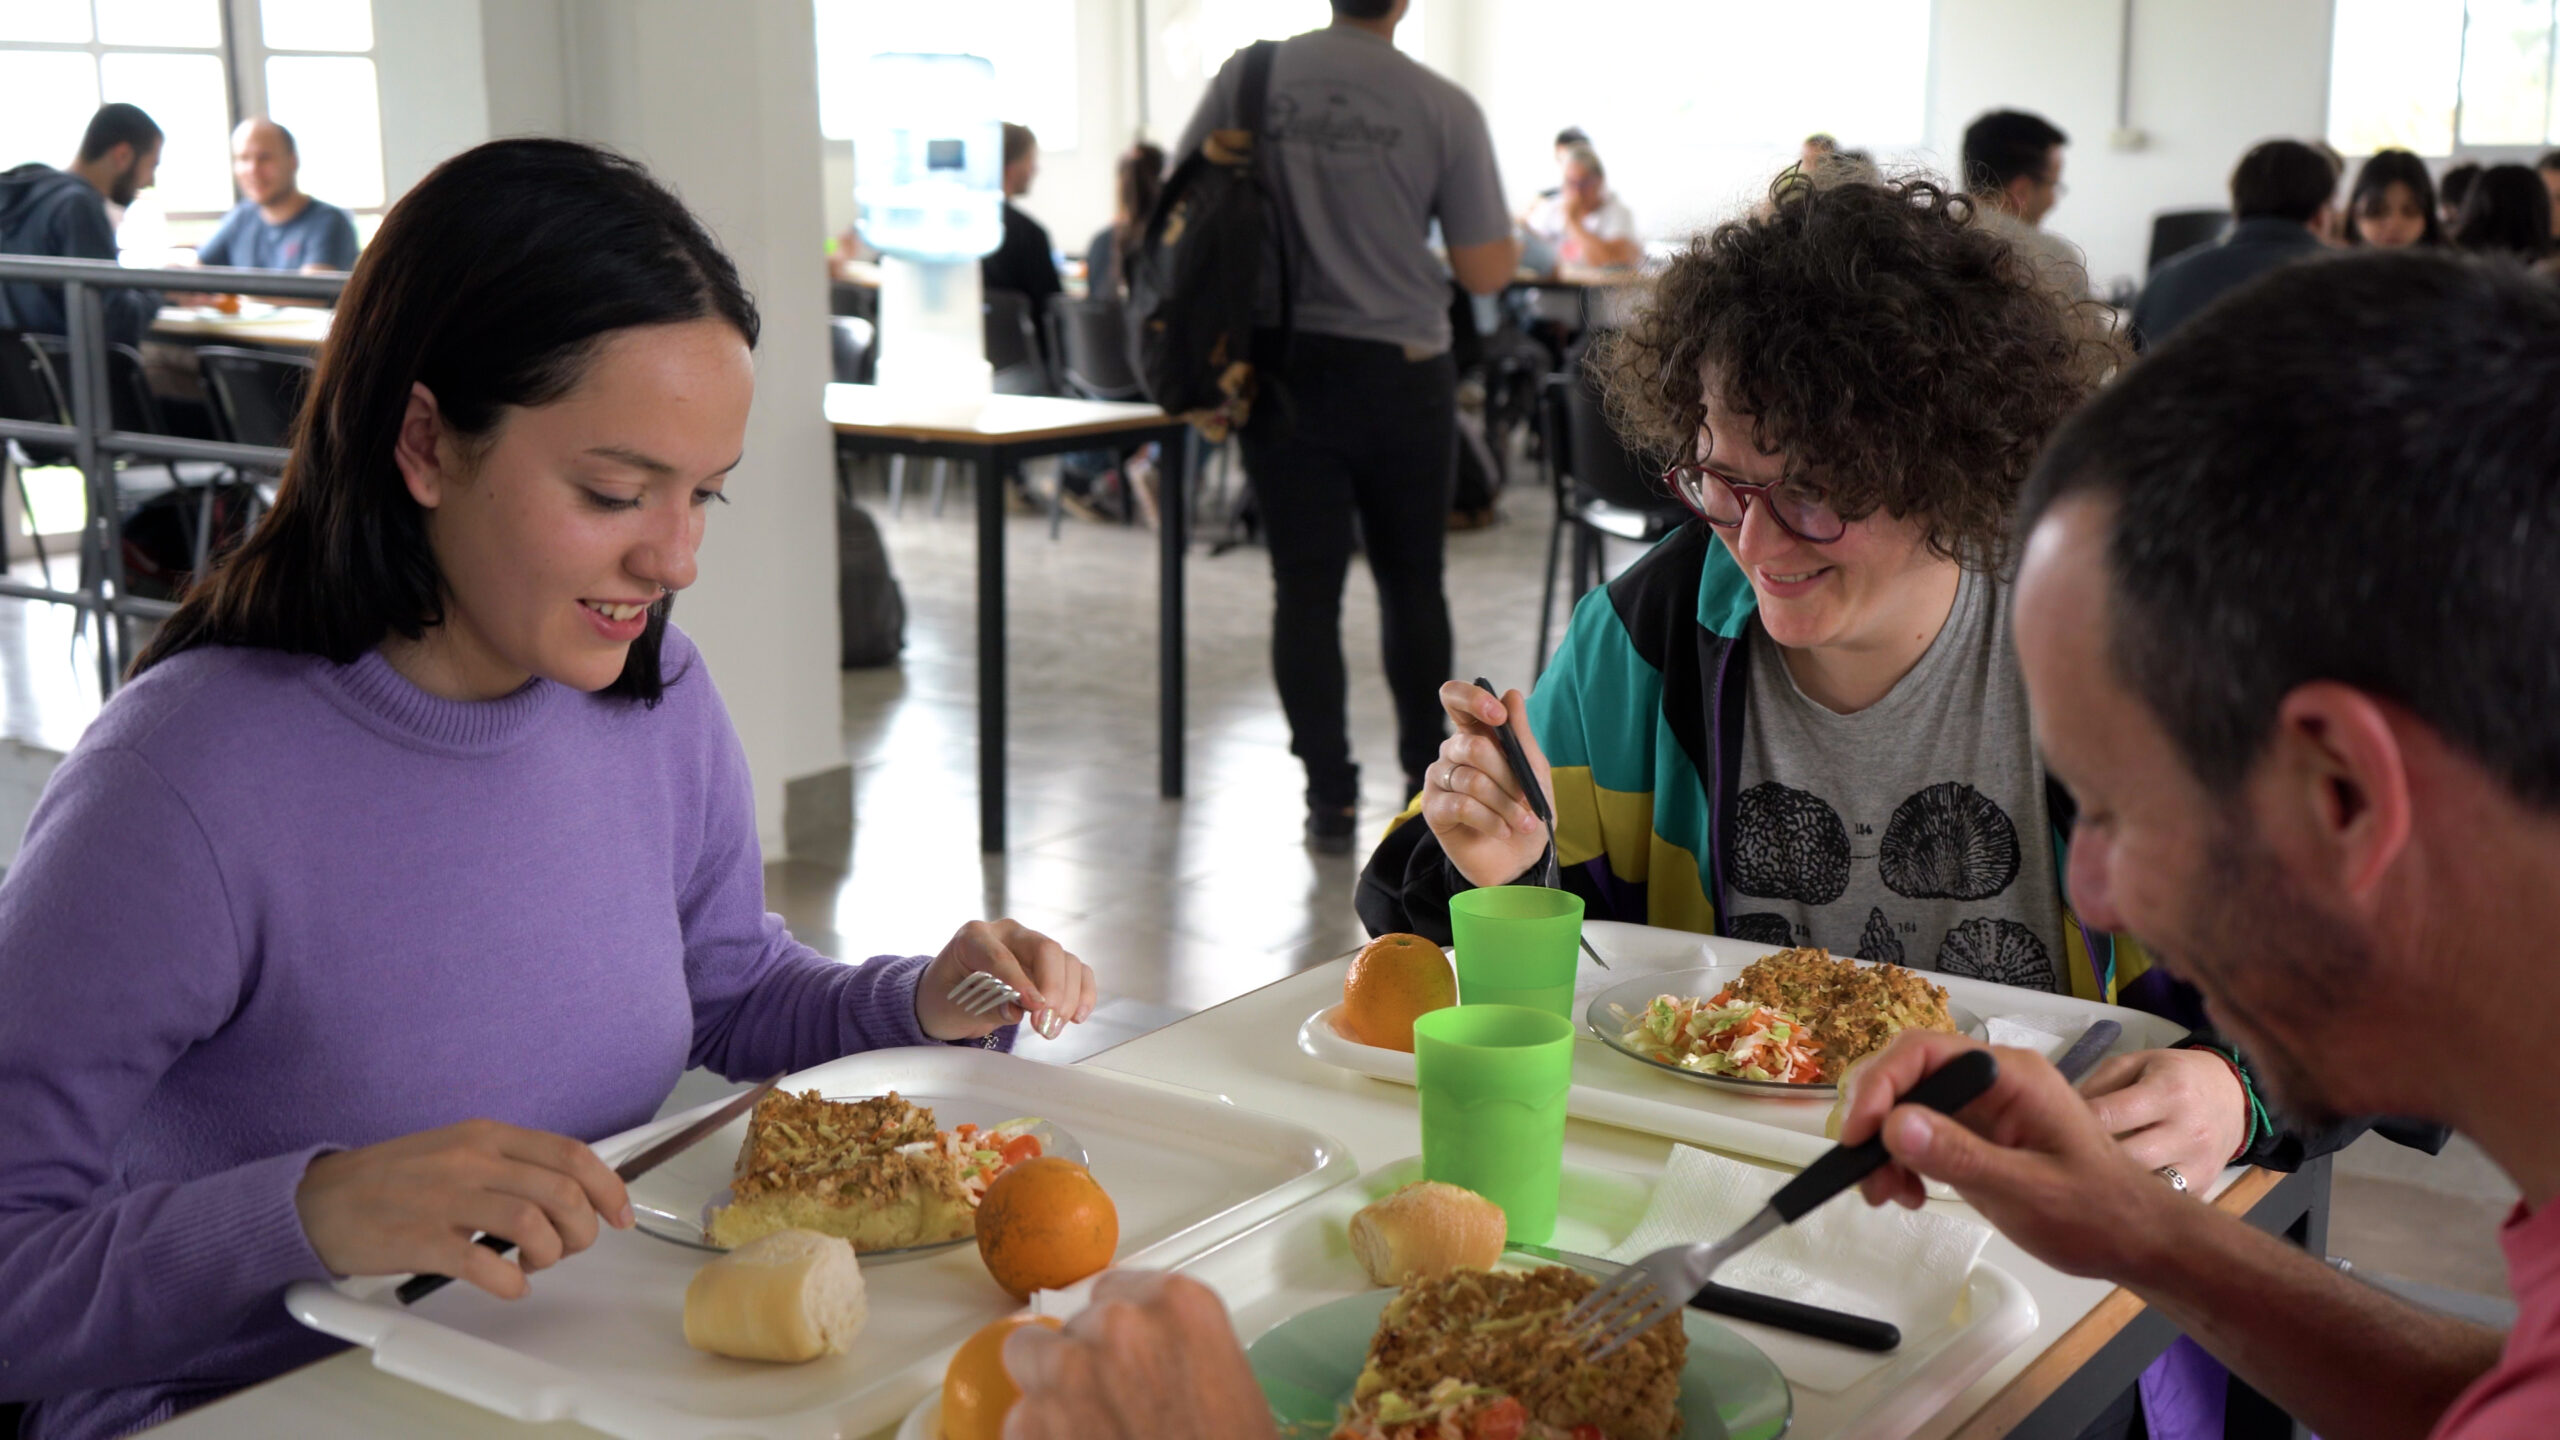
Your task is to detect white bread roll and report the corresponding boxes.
[1349,1181,1508,1286]
[683,1229,868,1363]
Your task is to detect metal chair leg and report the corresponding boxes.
[887,454,907,517]
[1535,507,1567,680]
[930,459,950,518]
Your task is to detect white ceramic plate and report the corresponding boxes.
[1588,964,1983,1098]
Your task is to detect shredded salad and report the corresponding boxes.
[1332,1379,1605,1440]
[895,1118,1044,1204]
[1614,990,1825,1083]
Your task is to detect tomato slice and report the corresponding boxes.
[997,1133,1043,1168]
[1469,1397,1528,1440]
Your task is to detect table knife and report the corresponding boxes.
[2055,1019,2123,1085]
[1508,1239,1901,1351]
[395,1071,787,1306]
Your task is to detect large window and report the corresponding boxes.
[0,0,384,253]
[815,0,1082,149]
[2330,0,2560,153]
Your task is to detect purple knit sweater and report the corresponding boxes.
[0,627,1005,1439]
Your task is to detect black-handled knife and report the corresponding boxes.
[1511,1241,1901,1351]
[1470,676,1606,968]
[1771,1048,1997,1223]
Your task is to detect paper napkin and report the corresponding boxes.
[1982,1014,2076,1062]
[1601,1144,1991,1392]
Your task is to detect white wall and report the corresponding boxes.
[372,0,491,201]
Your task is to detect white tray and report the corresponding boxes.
[1300,921,2189,1168]
[1084,1154,2037,1440]
[288,1048,1355,1440]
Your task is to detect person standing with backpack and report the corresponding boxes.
[1170,0,1517,854]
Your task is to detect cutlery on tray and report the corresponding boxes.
[395,1071,787,1306]
[1509,1241,1901,1352]
[1470,676,1607,971]
[1563,1048,1998,1361]
[2053,1019,2122,1085]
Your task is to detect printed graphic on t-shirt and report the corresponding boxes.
[1268,86,1404,154]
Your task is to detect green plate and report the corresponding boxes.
[1247,1288,1791,1440]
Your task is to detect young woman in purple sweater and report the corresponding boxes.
[0,139,1098,1440]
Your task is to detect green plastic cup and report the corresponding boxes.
[1413,1003,1574,1244]
[1449,885,1584,1018]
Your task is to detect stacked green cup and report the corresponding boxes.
[1413,1004,1574,1244]
[1448,885,1584,1018]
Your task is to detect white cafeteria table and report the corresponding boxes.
[141,956,2329,1439]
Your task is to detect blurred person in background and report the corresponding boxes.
[195,119,357,274]
[981,121,1062,321]
[2131,139,2337,348]
[1961,108,2085,296]
[2344,149,2443,249]
[2538,150,2560,221]
[0,102,163,348]
[1521,143,1640,271]
[1085,140,1164,301]
[2453,164,2557,273]
[1800,131,1839,171]
[2440,160,2483,231]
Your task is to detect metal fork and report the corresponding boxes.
[1562,1049,1998,1362]
[947,971,1069,1039]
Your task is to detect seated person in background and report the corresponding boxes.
[2452,163,2558,274]
[2344,148,2443,249]
[1520,143,1640,271]
[1084,140,1164,302]
[2440,160,2483,231]
[1960,108,2085,297]
[1844,251,2560,1440]
[0,102,164,348]
[1799,131,1838,171]
[194,119,358,273]
[982,121,1062,318]
[2542,150,2560,227]
[2131,138,2336,348]
[1530,125,1590,203]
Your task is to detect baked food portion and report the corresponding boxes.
[1349,1181,1507,1286]
[682,1229,868,1363]
[1348,1267,1684,1440]
[705,1090,976,1252]
[1726,946,1955,1079]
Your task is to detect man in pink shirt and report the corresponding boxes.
[989,250,2560,1440]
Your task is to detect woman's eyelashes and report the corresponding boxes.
[693,487,729,507]
[578,485,728,512]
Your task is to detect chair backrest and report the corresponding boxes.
[828,316,875,386]
[1050,295,1142,401]
[26,333,164,436]
[196,345,314,450]
[0,332,75,466]
[2146,208,2229,275]
[1559,352,1683,519]
[983,287,1050,395]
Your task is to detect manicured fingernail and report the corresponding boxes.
[618,1203,635,1228]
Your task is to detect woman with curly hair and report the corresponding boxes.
[1359,174,2351,1189]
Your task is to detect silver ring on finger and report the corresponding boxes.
[2153,1165,2188,1194]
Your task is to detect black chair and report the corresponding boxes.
[1049,295,1142,401]
[0,331,75,580]
[1535,356,1690,678]
[984,288,1051,396]
[27,333,167,439]
[32,334,236,579]
[2146,208,2229,275]
[196,345,313,451]
[828,315,876,387]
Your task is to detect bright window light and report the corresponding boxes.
[101,51,232,214]
[265,54,384,208]
[94,0,221,48]
[0,51,100,168]
[2329,0,2560,152]
[816,0,1081,149]
[0,0,93,43]
[259,0,373,52]
[2459,0,2556,144]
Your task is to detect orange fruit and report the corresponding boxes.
[1341,933,1458,1052]
[975,1157,1119,1300]
[941,1313,1062,1440]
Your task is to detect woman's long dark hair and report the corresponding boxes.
[132,138,760,704]
[1107,141,1166,294]
[2453,164,2554,260]
[2344,149,2443,247]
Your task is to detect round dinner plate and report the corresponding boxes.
[897,1391,942,1440]
[627,1094,1085,1261]
[1247,1287,1792,1440]
[1587,964,1983,1099]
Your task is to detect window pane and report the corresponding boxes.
[816,0,1080,148]
[0,51,102,172]
[2458,0,2556,145]
[100,51,231,214]
[2328,0,2464,153]
[260,0,374,51]
[265,55,384,208]
[0,0,93,43]
[96,0,223,48]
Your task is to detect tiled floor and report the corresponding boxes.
[0,458,2523,1309]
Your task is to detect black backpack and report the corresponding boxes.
[1124,40,1291,438]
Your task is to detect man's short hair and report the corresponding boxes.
[1330,0,1397,17]
[2023,251,2560,809]
[1554,126,1590,149]
[1000,122,1036,169]
[1560,143,1604,180]
[2441,161,2483,212]
[77,103,162,164]
[2229,139,2337,222]
[2538,149,2560,174]
[1961,109,2067,195]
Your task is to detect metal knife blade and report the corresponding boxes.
[2055,1019,2124,1085]
[395,1072,786,1306]
[1507,1241,1901,1352]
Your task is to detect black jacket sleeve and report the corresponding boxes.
[1355,813,1636,945]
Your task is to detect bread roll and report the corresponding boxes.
[1349,1181,1507,1286]
[683,1229,868,1363]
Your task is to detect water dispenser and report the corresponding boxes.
[855,52,1004,396]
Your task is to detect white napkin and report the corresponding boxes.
[1600,1145,1989,1392]
[1982,1014,2076,1062]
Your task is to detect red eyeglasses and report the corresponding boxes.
[1661,462,1848,544]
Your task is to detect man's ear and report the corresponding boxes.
[393,383,450,511]
[2262,681,2414,904]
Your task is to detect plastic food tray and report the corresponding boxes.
[1085,1154,2038,1440]
[1299,921,2189,1168]
[289,1048,1354,1440]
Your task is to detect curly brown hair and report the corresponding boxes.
[1597,172,2120,567]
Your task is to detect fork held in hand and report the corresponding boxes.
[1563,1049,1999,1362]
[948,971,1022,1018]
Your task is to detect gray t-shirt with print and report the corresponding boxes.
[1730,565,2064,991]
[1176,25,1510,355]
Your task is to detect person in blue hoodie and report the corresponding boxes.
[0,103,165,349]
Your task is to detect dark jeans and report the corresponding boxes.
[1239,331,1458,808]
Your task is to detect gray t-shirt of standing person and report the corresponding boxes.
[1175,25,1510,356]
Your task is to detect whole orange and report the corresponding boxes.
[941,1313,1062,1440]
[975,1157,1119,1299]
[1341,933,1458,1052]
